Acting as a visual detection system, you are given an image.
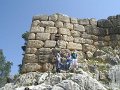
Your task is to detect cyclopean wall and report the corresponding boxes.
[21,13,120,73]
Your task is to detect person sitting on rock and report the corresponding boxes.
[71,50,78,72]
[56,51,62,73]
[66,52,72,70]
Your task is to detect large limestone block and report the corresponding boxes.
[89,18,97,25]
[38,55,50,63]
[44,40,56,48]
[94,41,106,47]
[40,21,54,27]
[32,20,40,27]
[49,14,58,21]
[70,18,78,24]
[91,35,98,41]
[71,30,81,37]
[74,24,85,32]
[36,33,50,40]
[22,63,42,73]
[30,26,44,33]
[58,28,71,35]
[24,54,38,63]
[55,21,63,28]
[45,27,57,34]
[67,42,82,50]
[32,15,48,21]
[57,14,70,23]
[78,19,90,25]
[62,35,74,42]
[81,33,91,39]
[28,33,35,40]
[74,38,85,44]
[104,36,110,41]
[57,40,67,49]
[83,44,96,52]
[27,40,44,48]
[64,23,73,30]
[38,48,52,55]
[26,48,37,54]
[85,39,93,44]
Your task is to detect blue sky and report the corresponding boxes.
[0,0,120,75]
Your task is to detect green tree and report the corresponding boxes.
[0,49,13,87]
[21,31,29,51]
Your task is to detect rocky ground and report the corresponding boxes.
[0,69,106,90]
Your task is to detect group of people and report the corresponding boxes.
[55,50,78,73]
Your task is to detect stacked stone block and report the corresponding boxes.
[21,13,120,73]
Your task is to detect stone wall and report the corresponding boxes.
[21,13,120,73]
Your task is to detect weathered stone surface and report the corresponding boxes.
[77,51,84,60]
[55,21,63,28]
[57,14,70,23]
[67,42,82,50]
[78,19,90,25]
[36,33,50,41]
[62,35,74,42]
[81,33,91,39]
[28,33,36,40]
[49,14,58,21]
[83,44,96,52]
[24,54,38,63]
[64,23,73,30]
[57,40,67,49]
[94,41,106,46]
[104,36,110,41]
[40,21,54,27]
[45,27,57,34]
[44,40,56,48]
[74,38,85,44]
[32,20,40,27]
[27,40,44,48]
[50,34,56,40]
[26,48,37,54]
[38,48,52,55]
[91,35,98,41]
[58,28,71,35]
[30,26,44,33]
[70,17,78,24]
[89,18,97,25]
[38,55,49,63]
[85,39,93,44]
[73,24,85,32]
[71,30,81,37]
[97,19,113,28]
[22,63,41,73]
[86,51,93,58]
[32,15,48,21]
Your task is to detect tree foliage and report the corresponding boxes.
[0,49,13,87]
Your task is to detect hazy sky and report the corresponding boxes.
[0,0,120,75]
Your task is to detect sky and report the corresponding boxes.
[0,0,120,75]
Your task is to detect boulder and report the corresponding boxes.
[28,33,35,40]
[57,40,67,49]
[58,28,71,35]
[45,27,57,34]
[32,20,40,27]
[74,24,85,32]
[32,15,48,21]
[71,30,81,37]
[89,18,97,25]
[64,23,73,30]
[26,48,37,54]
[62,35,74,42]
[24,54,38,63]
[44,40,56,48]
[30,26,44,33]
[55,21,63,28]
[70,17,78,24]
[49,14,58,21]
[40,21,54,27]
[27,40,44,48]
[78,19,90,25]
[57,14,70,23]
[83,44,96,52]
[67,42,82,50]
[36,33,50,41]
